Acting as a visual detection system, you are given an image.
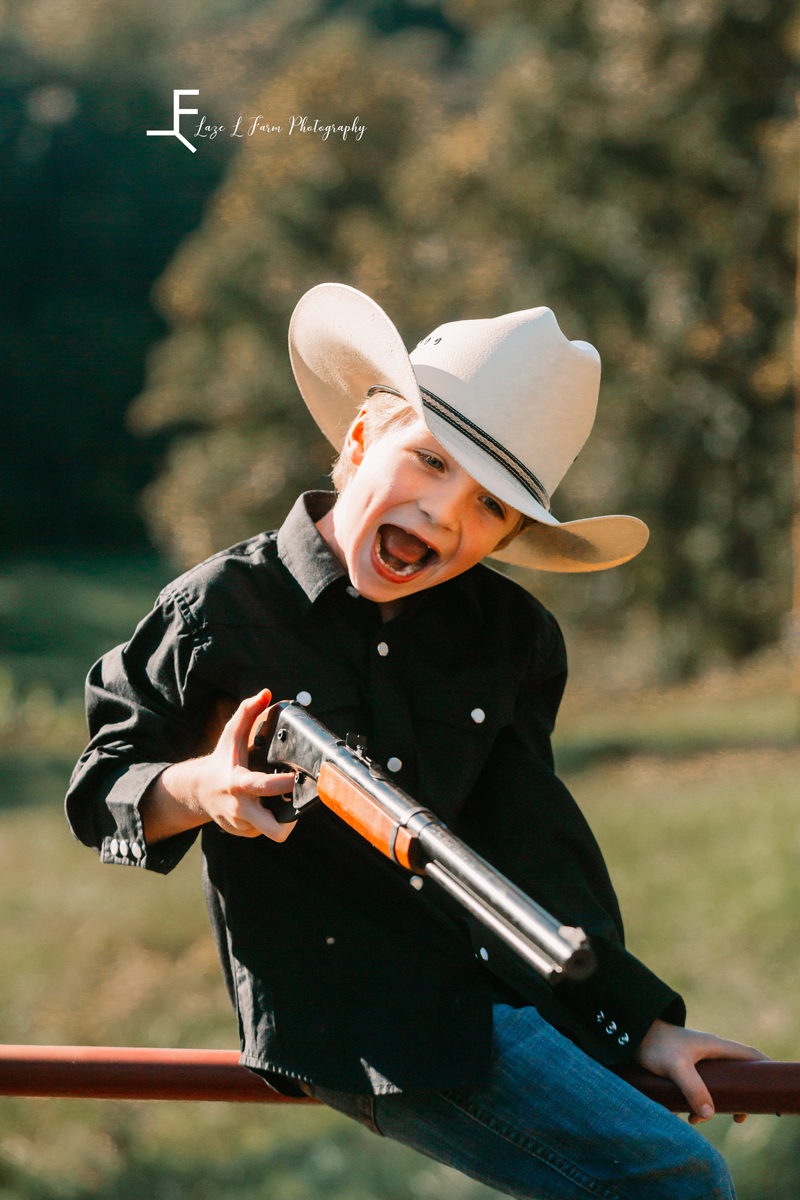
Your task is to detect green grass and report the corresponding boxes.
[2,558,800,1197]
[0,557,171,697]
[0,557,171,810]
[551,645,800,769]
[572,746,800,1060]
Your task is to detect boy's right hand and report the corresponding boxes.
[142,690,298,844]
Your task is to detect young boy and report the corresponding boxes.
[67,284,764,1198]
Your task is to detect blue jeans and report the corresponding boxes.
[310,1004,734,1200]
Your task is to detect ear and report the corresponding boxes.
[342,408,368,469]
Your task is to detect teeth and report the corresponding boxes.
[376,529,430,577]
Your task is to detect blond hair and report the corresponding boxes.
[330,390,534,551]
[330,391,418,492]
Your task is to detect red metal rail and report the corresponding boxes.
[0,1046,310,1104]
[1,1046,800,1113]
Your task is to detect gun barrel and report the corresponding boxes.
[417,826,594,980]
[416,824,591,975]
[424,862,569,981]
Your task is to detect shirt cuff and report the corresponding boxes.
[555,937,686,1064]
[100,760,200,875]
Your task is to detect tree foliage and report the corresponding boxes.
[128,0,799,674]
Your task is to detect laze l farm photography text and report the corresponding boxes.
[217,114,367,141]
[146,91,367,152]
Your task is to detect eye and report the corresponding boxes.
[481,495,506,519]
[415,450,445,472]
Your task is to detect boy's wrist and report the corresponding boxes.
[141,759,213,843]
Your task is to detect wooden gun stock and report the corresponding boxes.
[316,762,414,869]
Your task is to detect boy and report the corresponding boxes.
[67,284,764,1198]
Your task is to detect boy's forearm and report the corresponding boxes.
[140,761,212,843]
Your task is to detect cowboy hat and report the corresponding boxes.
[288,283,648,572]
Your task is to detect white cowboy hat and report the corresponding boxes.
[288,283,648,572]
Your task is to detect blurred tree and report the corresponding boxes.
[129,16,452,560]
[0,70,231,552]
[129,0,798,674]
[0,0,321,554]
[0,0,463,555]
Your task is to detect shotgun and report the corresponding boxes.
[250,700,595,987]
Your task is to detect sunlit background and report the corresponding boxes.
[2,0,800,1195]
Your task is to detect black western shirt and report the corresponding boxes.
[66,492,685,1095]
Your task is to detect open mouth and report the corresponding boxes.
[373,524,439,582]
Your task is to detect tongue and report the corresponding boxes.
[381,524,430,565]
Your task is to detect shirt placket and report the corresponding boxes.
[366,627,419,796]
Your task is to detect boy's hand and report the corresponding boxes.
[635,1017,770,1124]
[189,689,298,840]
[142,690,297,843]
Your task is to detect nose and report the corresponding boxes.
[418,472,473,531]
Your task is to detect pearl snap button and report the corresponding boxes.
[605,1022,617,1035]
[618,1033,629,1046]
[109,839,119,856]
[118,841,129,857]
[387,757,402,773]
[410,876,423,890]
[479,947,489,961]
[326,936,335,945]
[296,691,312,706]
[346,585,360,598]
[377,642,389,657]
[131,842,143,859]
[471,708,485,724]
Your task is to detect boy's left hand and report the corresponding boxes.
[635,1018,770,1124]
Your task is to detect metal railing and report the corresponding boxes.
[1,1045,800,1113]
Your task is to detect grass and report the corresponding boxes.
[0,557,171,811]
[2,557,800,1197]
[0,556,171,696]
[552,644,800,768]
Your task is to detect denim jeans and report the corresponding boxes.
[310,1003,734,1200]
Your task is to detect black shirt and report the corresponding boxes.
[66,492,684,1095]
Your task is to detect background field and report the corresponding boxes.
[1,560,799,1199]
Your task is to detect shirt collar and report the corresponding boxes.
[436,562,484,627]
[276,489,486,625]
[277,491,348,606]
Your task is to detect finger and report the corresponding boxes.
[687,1033,771,1063]
[237,795,297,842]
[672,1062,715,1123]
[231,768,296,796]
[214,814,263,838]
[225,690,273,764]
[704,1040,771,1063]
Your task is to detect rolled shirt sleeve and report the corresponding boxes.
[65,587,214,875]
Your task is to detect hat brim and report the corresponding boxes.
[490,514,649,573]
[289,282,648,573]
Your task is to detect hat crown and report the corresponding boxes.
[409,307,600,501]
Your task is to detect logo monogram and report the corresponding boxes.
[147,90,199,153]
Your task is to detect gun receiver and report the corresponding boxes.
[250,700,596,987]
